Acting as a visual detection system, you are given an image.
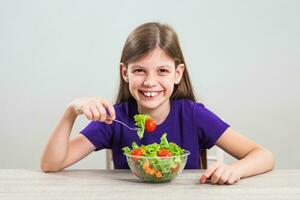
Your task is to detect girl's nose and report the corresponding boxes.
[143,75,157,87]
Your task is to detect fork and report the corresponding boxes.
[109,118,139,131]
[77,108,139,131]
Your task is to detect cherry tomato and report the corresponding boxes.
[157,149,172,157]
[131,148,143,161]
[145,118,156,132]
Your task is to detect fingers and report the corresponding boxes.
[218,170,230,185]
[80,105,93,120]
[226,173,240,185]
[199,163,241,185]
[97,100,116,124]
[100,100,116,122]
[199,162,219,184]
[204,162,220,179]
[210,165,225,184]
[90,104,101,121]
[199,175,208,184]
[74,97,115,124]
[94,103,107,122]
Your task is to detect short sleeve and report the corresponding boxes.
[80,121,114,151]
[193,103,230,149]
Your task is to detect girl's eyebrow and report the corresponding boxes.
[131,65,145,69]
[131,65,173,69]
[157,65,173,69]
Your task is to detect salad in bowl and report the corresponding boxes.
[123,133,190,183]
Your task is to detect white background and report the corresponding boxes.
[0,0,299,169]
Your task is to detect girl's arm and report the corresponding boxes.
[40,97,115,172]
[200,127,275,184]
[40,106,94,172]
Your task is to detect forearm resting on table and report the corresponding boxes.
[232,147,275,178]
[41,107,77,172]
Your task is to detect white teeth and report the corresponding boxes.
[143,92,158,97]
[151,92,158,97]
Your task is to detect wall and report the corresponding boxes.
[0,0,299,169]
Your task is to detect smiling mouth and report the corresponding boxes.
[139,91,161,98]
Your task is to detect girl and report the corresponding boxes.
[41,22,274,185]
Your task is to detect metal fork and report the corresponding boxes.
[110,118,139,131]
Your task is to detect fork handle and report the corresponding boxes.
[112,119,138,131]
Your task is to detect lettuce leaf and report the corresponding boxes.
[134,114,150,139]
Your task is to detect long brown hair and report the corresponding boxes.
[116,22,196,104]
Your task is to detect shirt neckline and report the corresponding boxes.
[153,100,174,132]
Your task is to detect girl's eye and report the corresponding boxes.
[158,69,169,74]
[132,69,145,74]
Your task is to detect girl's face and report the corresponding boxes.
[121,47,185,113]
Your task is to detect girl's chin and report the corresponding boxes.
[139,101,161,110]
[137,98,169,111]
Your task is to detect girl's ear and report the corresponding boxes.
[120,62,129,83]
[174,64,185,84]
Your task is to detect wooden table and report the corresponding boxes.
[0,169,299,200]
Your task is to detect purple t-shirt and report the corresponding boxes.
[80,99,229,169]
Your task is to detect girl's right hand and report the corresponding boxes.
[68,97,116,124]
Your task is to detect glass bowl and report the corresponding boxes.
[124,151,190,183]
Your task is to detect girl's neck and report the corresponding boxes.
[137,100,170,125]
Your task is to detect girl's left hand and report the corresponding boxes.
[199,162,242,185]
